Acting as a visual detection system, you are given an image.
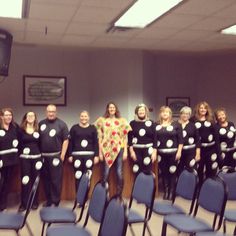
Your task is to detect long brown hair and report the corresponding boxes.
[194,101,214,122]
[20,111,39,131]
[158,106,173,124]
[103,102,121,118]
[0,107,15,128]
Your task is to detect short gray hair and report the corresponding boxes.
[180,106,192,116]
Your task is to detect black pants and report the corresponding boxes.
[219,150,236,169]
[41,155,63,205]
[72,155,94,191]
[132,147,153,174]
[0,165,13,210]
[20,158,42,207]
[178,148,197,175]
[197,145,218,186]
[103,149,123,196]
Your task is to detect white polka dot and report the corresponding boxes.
[211,153,217,161]
[188,137,194,144]
[33,132,40,139]
[156,125,162,131]
[195,122,201,129]
[208,134,213,142]
[86,159,93,168]
[148,147,153,155]
[87,170,92,179]
[23,148,30,155]
[132,137,138,144]
[166,139,173,148]
[133,164,139,173]
[12,139,18,147]
[166,125,173,132]
[212,162,218,170]
[22,176,30,185]
[157,141,160,147]
[139,129,146,136]
[221,153,226,159]
[40,124,46,131]
[81,139,88,148]
[204,121,211,127]
[189,159,196,167]
[230,126,236,132]
[169,165,177,173]
[75,171,82,179]
[233,152,236,160]
[35,161,43,170]
[158,155,162,162]
[145,120,152,127]
[0,160,3,168]
[182,130,187,138]
[219,128,227,135]
[74,160,81,168]
[0,130,6,136]
[52,158,60,166]
[143,157,151,165]
[227,131,234,139]
[234,141,236,147]
[49,129,56,137]
[220,142,227,150]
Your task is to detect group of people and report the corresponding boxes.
[0,101,235,211]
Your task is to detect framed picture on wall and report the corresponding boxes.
[166,97,190,116]
[23,75,67,106]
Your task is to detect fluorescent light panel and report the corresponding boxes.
[221,25,236,36]
[114,0,183,28]
[0,0,23,18]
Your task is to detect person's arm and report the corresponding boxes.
[60,139,69,161]
[176,122,183,160]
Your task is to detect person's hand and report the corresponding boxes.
[60,154,65,162]
[123,150,128,161]
[151,152,157,163]
[68,156,73,163]
[195,154,201,162]
[99,152,104,161]
[175,151,181,161]
[130,151,137,161]
[94,156,99,164]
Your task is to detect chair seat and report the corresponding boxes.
[46,225,91,236]
[153,200,185,215]
[40,207,76,223]
[164,214,212,233]
[196,232,229,236]
[0,212,24,229]
[224,209,236,222]
[128,209,145,223]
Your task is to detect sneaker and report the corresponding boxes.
[18,205,26,212]
[32,203,39,210]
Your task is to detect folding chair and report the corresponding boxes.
[40,173,90,236]
[196,232,230,236]
[0,175,40,236]
[161,176,227,236]
[127,171,156,236]
[46,195,128,236]
[152,168,198,217]
[218,167,236,235]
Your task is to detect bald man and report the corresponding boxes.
[39,104,69,206]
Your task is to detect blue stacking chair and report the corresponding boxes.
[196,232,230,236]
[127,171,156,236]
[40,173,90,236]
[0,175,40,236]
[46,195,128,236]
[161,176,227,236]
[218,167,236,235]
[152,168,198,217]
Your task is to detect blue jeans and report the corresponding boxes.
[103,149,123,195]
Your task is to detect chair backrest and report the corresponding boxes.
[98,195,127,236]
[75,173,90,207]
[22,175,40,227]
[194,176,227,230]
[83,181,108,227]
[131,171,156,207]
[218,167,236,200]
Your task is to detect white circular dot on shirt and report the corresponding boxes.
[49,129,56,137]
[211,153,217,161]
[182,130,187,138]
[221,153,225,159]
[169,165,176,173]
[143,157,151,165]
[148,147,153,155]
[33,132,40,139]
[23,148,30,155]
[12,139,18,147]
[139,129,146,136]
[212,162,218,170]
[220,142,227,150]
[75,171,82,179]
[74,160,81,168]
[133,164,139,173]
[35,161,43,170]
[227,131,234,139]
[230,126,236,132]
[188,137,194,144]
[145,120,152,127]
[40,124,46,131]
[132,137,138,144]
[0,130,6,137]
[86,159,93,168]
[166,125,173,132]
[156,125,162,131]
[52,158,60,166]
[204,121,211,127]
[158,155,162,162]
[195,122,201,129]
[166,139,173,148]
[219,128,227,135]
[22,175,30,185]
[233,152,236,160]
[189,159,196,167]
[208,134,213,142]
[81,139,88,148]
[0,160,3,168]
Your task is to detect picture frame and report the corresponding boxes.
[23,75,67,106]
[166,97,190,116]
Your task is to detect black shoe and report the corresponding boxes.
[32,203,39,210]
[43,202,52,207]
[18,205,26,212]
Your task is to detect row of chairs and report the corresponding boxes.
[159,167,236,236]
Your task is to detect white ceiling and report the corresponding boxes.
[1,0,236,52]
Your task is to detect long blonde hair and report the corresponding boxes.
[158,106,173,124]
[194,101,214,122]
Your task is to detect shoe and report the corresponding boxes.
[18,205,26,212]
[42,202,52,207]
[32,203,38,210]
